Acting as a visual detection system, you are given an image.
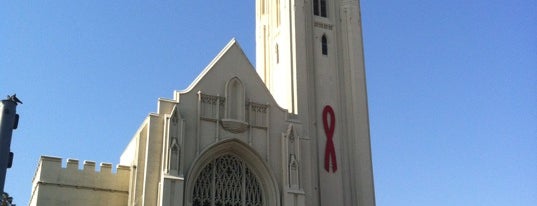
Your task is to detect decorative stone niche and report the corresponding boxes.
[221,77,248,133]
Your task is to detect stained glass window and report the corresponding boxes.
[193,155,263,206]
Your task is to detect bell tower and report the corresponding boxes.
[256,0,375,205]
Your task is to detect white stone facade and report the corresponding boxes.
[29,156,130,205]
[30,1,375,205]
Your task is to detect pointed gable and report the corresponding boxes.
[178,39,285,113]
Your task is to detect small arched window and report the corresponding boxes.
[322,35,328,55]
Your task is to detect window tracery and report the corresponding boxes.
[192,155,263,206]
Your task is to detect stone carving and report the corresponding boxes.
[284,124,301,189]
[249,102,269,128]
[169,139,180,173]
[200,94,224,120]
[289,154,299,189]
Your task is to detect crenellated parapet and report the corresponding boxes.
[32,156,130,194]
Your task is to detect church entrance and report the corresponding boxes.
[192,154,263,206]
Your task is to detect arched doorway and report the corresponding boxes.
[192,154,262,206]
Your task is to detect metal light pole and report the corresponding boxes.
[0,94,22,194]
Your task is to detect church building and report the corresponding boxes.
[29,0,375,205]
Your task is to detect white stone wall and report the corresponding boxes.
[29,156,130,206]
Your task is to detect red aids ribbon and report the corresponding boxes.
[322,105,337,173]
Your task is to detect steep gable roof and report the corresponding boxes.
[177,39,286,113]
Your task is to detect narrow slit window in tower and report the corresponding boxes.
[322,35,328,55]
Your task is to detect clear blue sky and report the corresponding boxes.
[1,1,535,205]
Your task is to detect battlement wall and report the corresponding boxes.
[30,156,131,205]
[32,156,130,192]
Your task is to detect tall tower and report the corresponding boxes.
[256,0,375,205]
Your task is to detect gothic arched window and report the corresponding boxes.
[322,35,328,55]
[313,0,327,17]
[192,155,263,206]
